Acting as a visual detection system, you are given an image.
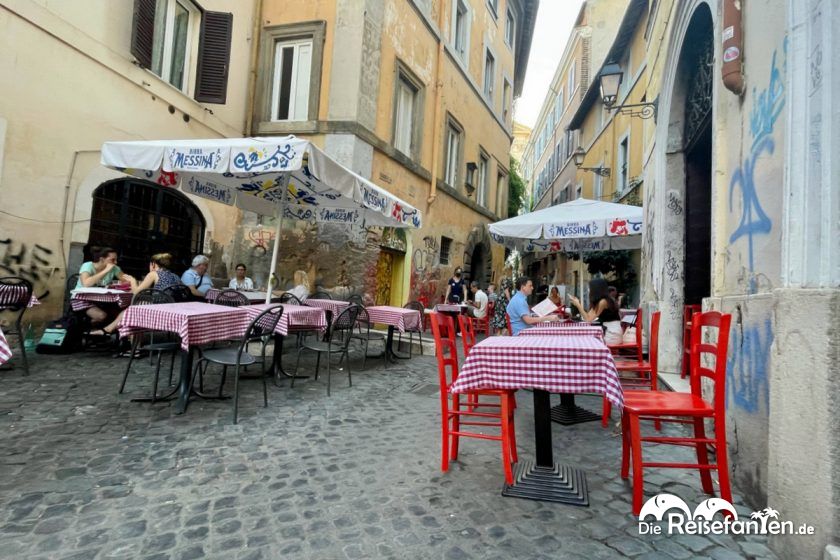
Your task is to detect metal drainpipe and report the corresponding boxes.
[722,0,745,95]
[244,0,265,135]
[427,5,447,205]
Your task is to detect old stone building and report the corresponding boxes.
[0,0,537,319]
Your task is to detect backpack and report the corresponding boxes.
[36,314,83,354]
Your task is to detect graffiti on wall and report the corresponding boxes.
[726,316,773,414]
[410,235,442,303]
[728,40,787,293]
[0,238,55,296]
[247,229,276,256]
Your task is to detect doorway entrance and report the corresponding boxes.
[87,180,206,278]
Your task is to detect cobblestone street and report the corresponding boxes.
[0,342,776,559]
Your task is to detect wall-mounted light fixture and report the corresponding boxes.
[572,147,611,177]
[599,63,658,120]
[465,162,478,195]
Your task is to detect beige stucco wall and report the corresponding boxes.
[0,0,256,321]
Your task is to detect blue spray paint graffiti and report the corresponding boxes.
[726,318,773,413]
[728,40,786,293]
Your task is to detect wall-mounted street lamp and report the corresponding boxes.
[599,63,658,120]
[572,147,610,177]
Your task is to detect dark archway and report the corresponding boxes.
[463,226,493,287]
[88,179,206,278]
[680,8,714,305]
[470,243,486,285]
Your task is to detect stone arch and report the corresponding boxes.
[462,225,493,286]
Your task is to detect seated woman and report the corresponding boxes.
[548,286,563,309]
[90,253,181,336]
[272,270,310,301]
[568,278,623,345]
[228,263,254,290]
[76,246,136,325]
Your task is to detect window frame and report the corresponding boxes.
[270,38,314,122]
[391,60,426,161]
[504,6,516,49]
[486,0,499,19]
[440,236,453,265]
[450,0,472,68]
[617,131,630,194]
[502,77,513,126]
[483,46,497,103]
[254,21,326,133]
[443,114,464,189]
[150,0,200,93]
[566,61,576,104]
[477,149,490,207]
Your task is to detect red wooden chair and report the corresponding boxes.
[471,301,494,336]
[608,307,644,361]
[418,296,431,332]
[456,313,477,357]
[602,311,661,428]
[429,312,517,484]
[620,310,733,515]
[504,312,512,335]
[681,304,702,378]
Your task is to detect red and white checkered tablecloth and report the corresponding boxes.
[0,285,39,308]
[304,299,350,318]
[0,327,12,366]
[118,302,250,351]
[451,335,624,408]
[365,306,422,333]
[70,289,134,311]
[517,323,605,340]
[245,303,327,336]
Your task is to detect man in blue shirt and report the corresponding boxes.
[182,254,214,299]
[506,277,562,335]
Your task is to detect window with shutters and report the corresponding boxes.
[150,0,199,91]
[253,22,326,132]
[443,115,463,188]
[451,0,471,68]
[477,150,489,207]
[566,61,576,103]
[131,0,232,103]
[483,48,496,102]
[392,61,424,160]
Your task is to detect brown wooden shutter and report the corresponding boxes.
[130,0,156,69]
[195,11,233,104]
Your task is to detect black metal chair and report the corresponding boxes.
[349,306,386,369]
[64,273,80,314]
[118,289,178,402]
[163,284,192,303]
[347,294,364,306]
[310,291,332,300]
[215,289,249,307]
[0,277,33,375]
[191,304,283,423]
[279,293,303,305]
[293,304,361,396]
[397,301,425,357]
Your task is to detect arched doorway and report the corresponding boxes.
[87,180,206,278]
[463,226,493,287]
[680,11,714,305]
[470,243,486,285]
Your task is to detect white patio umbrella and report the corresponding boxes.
[488,198,643,296]
[101,136,422,302]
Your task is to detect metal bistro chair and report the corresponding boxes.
[397,301,425,357]
[64,273,80,314]
[347,294,364,306]
[349,306,386,369]
[118,289,178,401]
[278,293,303,305]
[163,284,193,303]
[0,277,33,375]
[310,291,332,300]
[215,289,249,308]
[293,304,361,396]
[191,304,284,423]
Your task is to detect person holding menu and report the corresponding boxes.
[506,277,562,335]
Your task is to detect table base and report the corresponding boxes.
[501,461,589,505]
[550,394,601,425]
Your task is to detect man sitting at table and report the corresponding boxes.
[229,263,254,290]
[465,281,488,319]
[182,254,213,299]
[506,277,562,335]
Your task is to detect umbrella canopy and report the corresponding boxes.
[100,136,421,229]
[489,198,642,252]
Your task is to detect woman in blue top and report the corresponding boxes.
[76,247,136,325]
[90,253,182,336]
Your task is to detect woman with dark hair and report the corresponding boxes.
[89,253,181,336]
[491,278,513,334]
[75,246,136,325]
[569,278,622,344]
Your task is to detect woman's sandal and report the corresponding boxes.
[89,328,116,337]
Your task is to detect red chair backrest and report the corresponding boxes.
[504,312,512,334]
[418,295,429,309]
[649,311,661,389]
[689,310,732,415]
[633,307,644,360]
[457,313,476,356]
[430,312,459,391]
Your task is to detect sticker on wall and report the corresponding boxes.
[722,25,735,42]
[723,46,741,63]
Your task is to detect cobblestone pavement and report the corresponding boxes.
[0,339,777,559]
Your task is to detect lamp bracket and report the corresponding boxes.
[605,97,659,121]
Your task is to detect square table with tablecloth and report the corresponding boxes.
[119,302,251,413]
[451,334,622,505]
[517,322,605,340]
[70,288,134,311]
[244,303,328,379]
[0,327,12,367]
[365,306,422,362]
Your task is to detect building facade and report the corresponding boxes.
[0,0,537,320]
